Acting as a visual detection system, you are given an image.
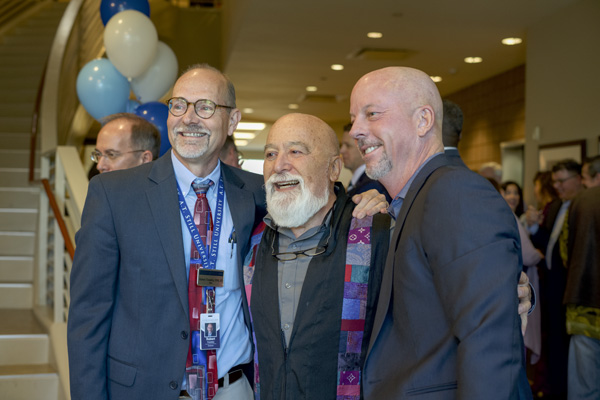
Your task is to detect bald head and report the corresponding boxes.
[264,113,342,235]
[349,67,444,197]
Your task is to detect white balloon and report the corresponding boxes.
[131,42,179,103]
[104,10,158,79]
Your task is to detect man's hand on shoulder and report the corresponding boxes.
[351,189,389,219]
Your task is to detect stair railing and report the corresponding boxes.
[34,0,103,324]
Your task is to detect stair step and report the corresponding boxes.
[2,35,55,47]
[0,188,40,208]
[0,133,34,150]
[0,334,49,366]
[0,367,58,400]
[0,117,31,133]
[0,55,47,67]
[0,208,37,231]
[0,231,35,255]
[0,66,43,77]
[0,168,40,187]
[0,76,43,89]
[0,309,44,335]
[0,103,35,115]
[0,284,33,308]
[0,150,38,168]
[0,256,34,283]
[0,89,36,102]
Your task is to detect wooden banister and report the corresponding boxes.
[41,178,75,261]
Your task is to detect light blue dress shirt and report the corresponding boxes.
[172,153,252,381]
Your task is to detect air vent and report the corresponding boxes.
[298,94,346,103]
[348,48,416,61]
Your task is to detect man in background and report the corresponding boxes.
[92,113,160,174]
[564,155,600,400]
[220,135,243,169]
[441,99,467,168]
[339,122,391,201]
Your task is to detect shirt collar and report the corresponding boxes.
[388,152,444,219]
[171,152,222,197]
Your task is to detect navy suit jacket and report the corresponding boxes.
[363,154,531,399]
[67,152,266,400]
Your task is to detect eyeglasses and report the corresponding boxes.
[167,97,234,119]
[90,149,145,163]
[552,174,577,185]
[271,223,332,261]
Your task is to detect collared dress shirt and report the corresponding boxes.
[172,153,252,382]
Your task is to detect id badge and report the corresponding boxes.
[200,313,221,350]
[196,268,224,287]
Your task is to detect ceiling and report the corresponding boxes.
[155,0,579,154]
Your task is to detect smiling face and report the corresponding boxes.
[349,67,443,197]
[167,68,241,176]
[502,183,521,213]
[552,168,583,201]
[263,114,341,235]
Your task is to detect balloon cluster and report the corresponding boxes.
[76,0,177,156]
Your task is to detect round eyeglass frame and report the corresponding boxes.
[167,97,234,119]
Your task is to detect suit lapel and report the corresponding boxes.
[221,165,255,265]
[146,153,189,315]
[366,154,449,357]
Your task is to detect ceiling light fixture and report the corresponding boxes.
[430,76,442,83]
[237,122,266,131]
[234,139,248,147]
[234,132,256,140]
[288,104,299,110]
[464,57,483,64]
[367,32,383,39]
[501,37,522,45]
[331,64,344,71]
[242,108,254,114]
[306,86,318,92]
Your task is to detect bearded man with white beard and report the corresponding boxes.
[244,113,392,399]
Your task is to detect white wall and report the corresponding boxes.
[524,0,600,203]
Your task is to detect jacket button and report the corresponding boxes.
[169,381,178,390]
[181,331,188,339]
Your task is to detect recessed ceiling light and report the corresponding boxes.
[234,139,248,147]
[288,104,299,110]
[242,108,254,114]
[367,32,383,39]
[501,37,522,45]
[331,64,344,71]
[234,132,256,140]
[306,86,318,92]
[464,57,483,64]
[430,76,442,83]
[237,122,266,131]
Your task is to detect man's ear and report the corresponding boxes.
[141,150,153,164]
[329,155,342,182]
[416,105,435,137]
[228,108,242,136]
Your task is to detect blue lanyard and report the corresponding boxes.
[177,176,225,270]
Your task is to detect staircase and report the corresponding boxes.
[0,2,68,399]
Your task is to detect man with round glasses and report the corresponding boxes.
[92,113,160,173]
[68,64,266,400]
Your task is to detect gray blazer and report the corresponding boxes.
[363,154,531,399]
[67,152,266,400]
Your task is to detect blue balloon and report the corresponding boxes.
[134,101,171,156]
[100,0,150,26]
[126,99,141,113]
[76,58,130,121]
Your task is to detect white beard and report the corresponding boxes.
[266,172,329,228]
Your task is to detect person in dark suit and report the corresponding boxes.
[67,64,265,400]
[340,123,391,202]
[564,160,600,398]
[441,99,468,168]
[349,66,531,399]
